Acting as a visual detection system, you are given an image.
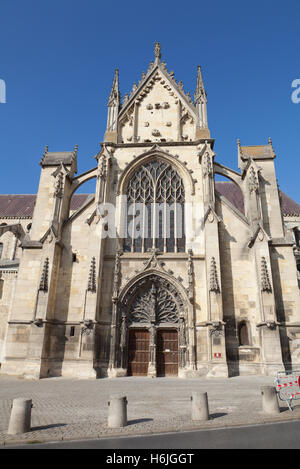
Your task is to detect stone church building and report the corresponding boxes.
[0,44,300,380]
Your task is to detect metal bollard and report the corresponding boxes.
[7,398,33,435]
[108,395,127,428]
[261,386,280,414]
[191,392,209,421]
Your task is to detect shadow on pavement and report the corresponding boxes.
[127,418,153,426]
[30,423,67,431]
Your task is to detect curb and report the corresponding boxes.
[1,413,300,447]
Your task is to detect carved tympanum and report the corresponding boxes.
[124,275,184,325]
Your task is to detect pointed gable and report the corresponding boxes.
[118,44,197,144]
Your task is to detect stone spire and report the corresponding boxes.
[194,66,206,101]
[105,68,120,142]
[107,68,120,108]
[194,66,210,138]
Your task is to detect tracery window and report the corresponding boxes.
[123,159,185,253]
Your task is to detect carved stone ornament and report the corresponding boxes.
[112,250,122,301]
[129,282,179,325]
[80,320,93,336]
[249,167,259,193]
[54,171,64,198]
[97,155,108,180]
[202,153,213,178]
[154,42,161,60]
[208,321,224,337]
[142,248,166,272]
[187,249,194,301]
[122,274,185,326]
[33,318,43,327]
[87,257,96,293]
[209,257,220,293]
[261,256,272,292]
[120,314,127,349]
[265,320,277,330]
[39,257,49,292]
[179,315,187,346]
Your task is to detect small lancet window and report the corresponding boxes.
[238,321,250,346]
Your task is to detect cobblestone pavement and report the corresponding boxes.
[1,375,300,445]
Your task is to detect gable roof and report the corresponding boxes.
[0,194,90,218]
[0,185,299,219]
[215,182,300,217]
[119,51,197,120]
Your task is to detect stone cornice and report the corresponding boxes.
[99,139,215,149]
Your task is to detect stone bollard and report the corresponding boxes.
[261,386,281,414]
[7,398,33,435]
[191,392,209,421]
[108,395,127,428]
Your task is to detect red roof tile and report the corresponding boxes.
[215,182,245,214]
[0,194,91,217]
[216,182,300,217]
[0,186,299,218]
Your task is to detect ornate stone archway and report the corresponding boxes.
[110,272,190,377]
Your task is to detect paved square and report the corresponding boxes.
[1,374,300,445]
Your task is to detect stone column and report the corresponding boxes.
[201,146,228,377]
[251,231,284,375]
[147,324,157,377]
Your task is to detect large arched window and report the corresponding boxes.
[123,159,185,253]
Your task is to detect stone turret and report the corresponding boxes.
[104,68,120,143]
[194,66,210,139]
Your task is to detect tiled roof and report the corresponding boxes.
[278,192,300,217]
[216,182,300,217]
[0,186,299,219]
[215,182,245,214]
[0,195,36,218]
[0,194,91,218]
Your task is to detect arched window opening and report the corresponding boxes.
[0,242,3,259]
[124,159,185,253]
[238,321,250,346]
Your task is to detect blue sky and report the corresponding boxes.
[0,0,299,201]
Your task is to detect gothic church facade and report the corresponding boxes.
[0,44,300,379]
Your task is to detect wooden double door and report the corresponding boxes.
[128,328,178,377]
